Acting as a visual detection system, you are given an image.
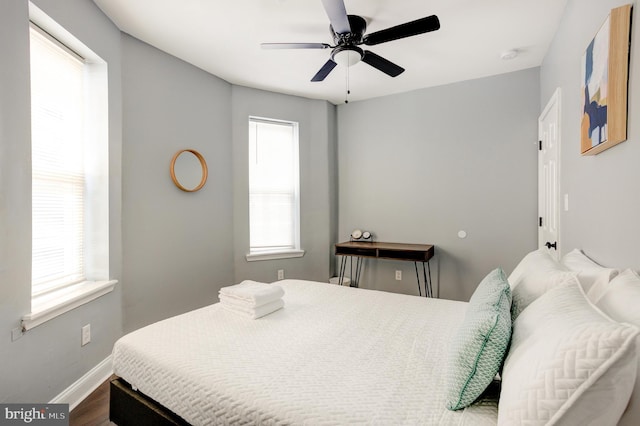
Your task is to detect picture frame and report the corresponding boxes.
[580,4,632,155]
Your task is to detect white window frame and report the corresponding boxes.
[246,117,304,262]
[23,4,116,331]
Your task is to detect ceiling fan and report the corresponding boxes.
[261,0,440,82]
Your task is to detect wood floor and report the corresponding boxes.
[69,376,116,426]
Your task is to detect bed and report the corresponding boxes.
[110,249,640,425]
[111,279,498,425]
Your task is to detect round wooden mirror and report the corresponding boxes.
[170,149,208,192]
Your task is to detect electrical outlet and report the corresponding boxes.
[11,327,24,342]
[81,324,91,346]
[395,270,402,280]
[277,269,284,280]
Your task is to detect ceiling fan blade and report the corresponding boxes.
[363,15,440,46]
[362,51,404,77]
[321,0,351,34]
[311,59,338,82]
[261,43,331,49]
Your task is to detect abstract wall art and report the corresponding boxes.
[580,4,632,155]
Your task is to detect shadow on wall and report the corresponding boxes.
[435,248,475,301]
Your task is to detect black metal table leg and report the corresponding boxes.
[337,255,367,288]
[349,256,362,288]
[349,256,358,287]
[338,256,366,287]
[414,261,434,297]
[338,256,347,285]
[414,262,422,297]
[425,261,433,297]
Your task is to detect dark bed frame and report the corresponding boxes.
[109,377,190,426]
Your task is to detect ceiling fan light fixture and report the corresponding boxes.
[331,46,363,67]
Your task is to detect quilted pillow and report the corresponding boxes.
[498,277,639,425]
[595,269,640,426]
[508,248,574,319]
[445,268,512,410]
[561,248,619,299]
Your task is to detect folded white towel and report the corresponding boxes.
[221,298,284,319]
[219,280,285,307]
[218,294,265,310]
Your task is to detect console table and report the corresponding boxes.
[335,241,435,297]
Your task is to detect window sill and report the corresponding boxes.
[22,280,118,331]
[246,249,305,262]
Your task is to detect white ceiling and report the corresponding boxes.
[93,0,568,105]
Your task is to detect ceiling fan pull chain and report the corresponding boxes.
[345,60,350,104]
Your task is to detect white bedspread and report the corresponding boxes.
[112,280,498,425]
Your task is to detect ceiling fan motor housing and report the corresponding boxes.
[331,15,367,45]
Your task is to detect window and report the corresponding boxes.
[247,117,303,261]
[30,24,86,296]
[24,12,114,331]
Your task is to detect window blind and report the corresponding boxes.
[30,25,86,296]
[249,118,300,252]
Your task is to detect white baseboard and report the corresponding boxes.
[50,355,113,411]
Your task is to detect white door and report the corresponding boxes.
[538,89,561,259]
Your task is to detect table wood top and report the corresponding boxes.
[335,241,434,251]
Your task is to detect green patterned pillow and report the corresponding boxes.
[445,268,512,410]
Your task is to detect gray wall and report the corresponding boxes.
[0,0,123,403]
[121,35,235,332]
[540,0,640,270]
[231,86,337,283]
[337,68,540,301]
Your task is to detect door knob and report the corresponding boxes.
[545,241,557,250]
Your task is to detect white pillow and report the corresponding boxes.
[595,269,640,319]
[508,248,561,287]
[508,249,574,319]
[561,248,607,270]
[595,269,640,426]
[498,277,639,425]
[561,248,619,299]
